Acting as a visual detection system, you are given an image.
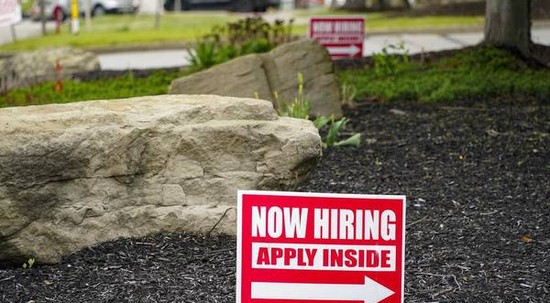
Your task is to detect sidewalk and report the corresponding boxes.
[0,19,56,46]
[96,27,550,70]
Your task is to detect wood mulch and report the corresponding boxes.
[1,96,548,302]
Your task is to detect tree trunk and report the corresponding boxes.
[484,0,531,57]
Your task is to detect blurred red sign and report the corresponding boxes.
[237,190,406,303]
[309,17,365,58]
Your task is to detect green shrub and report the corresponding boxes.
[189,17,294,71]
[188,38,219,70]
[372,43,412,77]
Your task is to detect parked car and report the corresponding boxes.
[29,0,139,21]
[163,0,279,12]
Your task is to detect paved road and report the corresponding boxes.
[97,49,193,70]
[2,18,550,70]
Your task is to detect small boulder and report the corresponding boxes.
[0,95,321,263]
[169,39,342,118]
[0,47,100,90]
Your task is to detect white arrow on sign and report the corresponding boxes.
[327,45,362,56]
[251,275,394,303]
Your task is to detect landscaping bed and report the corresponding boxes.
[0,98,548,302]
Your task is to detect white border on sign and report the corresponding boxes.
[236,190,406,303]
[251,243,397,271]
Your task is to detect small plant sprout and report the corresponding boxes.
[23,258,35,270]
[341,81,357,107]
[275,72,310,119]
[268,72,361,149]
[315,115,361,149]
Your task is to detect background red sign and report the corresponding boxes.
[237,191,406,303]
[309,17,365,59]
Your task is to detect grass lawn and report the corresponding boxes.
[294,8,484,31]
[0,70,187,108]
[339,47,550,103]
[0,13,239,51]
[0,9,484,52]
[1,47,549,108]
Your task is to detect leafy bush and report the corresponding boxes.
[372,43,412,77]
[189,17,294,71]
[188,39,218,70]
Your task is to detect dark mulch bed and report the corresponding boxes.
[1,98,548,302]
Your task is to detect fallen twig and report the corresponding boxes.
[207,207,235,236]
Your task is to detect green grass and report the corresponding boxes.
[294,8,484,31]
[339,47,550,103]
[0,10,484,51]
[21,0,34,12]
[2,47,548,108]
[367,15,484,31]
[0,13,238,51]
[0,70,186,107]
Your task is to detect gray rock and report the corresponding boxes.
[0,95,321,263]
[169,39,342,118]
[0,47,100,91]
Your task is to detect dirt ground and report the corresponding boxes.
[0,97,548,302]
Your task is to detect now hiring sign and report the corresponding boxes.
[237,191,406,303]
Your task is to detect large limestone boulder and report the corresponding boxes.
[0,47,100,90]
[0,95,321,263]
[169,39,342,118]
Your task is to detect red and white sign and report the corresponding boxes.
[237,191,406,303]
[0,0,22,28]
[309,17,365,59]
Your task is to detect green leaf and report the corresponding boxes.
[314,116,330,129]
[334,133,362,147]
[325,117,348,147]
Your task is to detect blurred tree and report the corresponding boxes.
[484,0,531,57]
